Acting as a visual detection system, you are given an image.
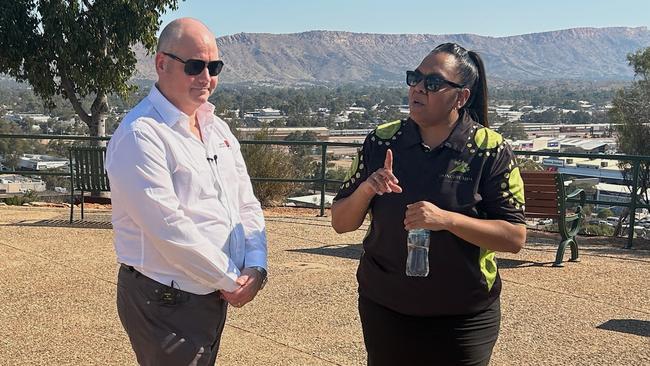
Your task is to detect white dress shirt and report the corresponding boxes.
[106,86,267,294]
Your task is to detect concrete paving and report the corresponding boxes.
[0,206,648,365]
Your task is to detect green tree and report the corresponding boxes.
[597,208,614,219]
[0,1,180,141]
[325,165,348,192]
[611,47,650,206]
[0,118,32,168]
[520,108,561,124]
[627,48,650,80]
[4,190,39,206]
[285,114,313,127]
[284,131,319,189]
[240,128,298,206]
[42,169,71,191]
[516,158,543,171]
[580,223,614,237]
[284,131,318,156]
[497,121,528,141]
[610,47,650,235]
[327,98,346,117]
[566,111,592,124]
[487,111,508,125]
[378,105,406,123]
[348,112,367,129]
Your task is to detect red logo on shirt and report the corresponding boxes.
[224,139,230,147]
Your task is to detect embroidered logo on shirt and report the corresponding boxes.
[439,160,472,182]
[449,160,470,175]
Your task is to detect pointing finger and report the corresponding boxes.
[384,149,393,171]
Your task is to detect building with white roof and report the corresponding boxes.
[17,154,69,171]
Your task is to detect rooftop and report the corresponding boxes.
[0,206,648,365]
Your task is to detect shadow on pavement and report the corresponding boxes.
[597,319,650,337]
[293,247,561,265]
[288,243,362,260]
[497,257,554,268]
[7,218,112,230]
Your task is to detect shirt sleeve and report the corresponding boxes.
[230,134,268,271]
[106,127,241,292]
[334,134,374,201]
[478,141,526,224]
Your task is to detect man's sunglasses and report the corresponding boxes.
[162,52,224,76]
[406,70,464,92]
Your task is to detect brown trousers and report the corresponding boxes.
[116,264,228,366]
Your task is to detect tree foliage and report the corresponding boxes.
[516,158,543,171]
[240,128,298,206]
[4,190,39,206]
[580,223,614,237]
[0,118,50,168]
[610,47,650,205]
[597,208,614,219]
[0,0,179,138]
[497,121,528,140]
[491,85,616,108]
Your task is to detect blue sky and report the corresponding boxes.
[160,0,650,37]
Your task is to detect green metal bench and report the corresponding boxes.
[69,146,110,223]
[521,170,586,267]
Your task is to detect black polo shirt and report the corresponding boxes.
[335,113,525,317]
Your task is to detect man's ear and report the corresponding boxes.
[155,52,166,74]
[457,88,471,108]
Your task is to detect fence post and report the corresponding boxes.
[319,142,328,217]
[626,160,640,249]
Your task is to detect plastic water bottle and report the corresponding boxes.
[406,229,430,277]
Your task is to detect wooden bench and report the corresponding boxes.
[69,146,110,223]
[521,170,586,267]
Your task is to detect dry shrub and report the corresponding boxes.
[240,130,298,206]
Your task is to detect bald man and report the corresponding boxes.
[106,18,267,365]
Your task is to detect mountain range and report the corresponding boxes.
[132,26,650,86]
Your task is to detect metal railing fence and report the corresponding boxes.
[2,133,650,248]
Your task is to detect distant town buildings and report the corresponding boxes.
[17,154,68,171]
[511,136,616,154]
[0,174,46,194]
[9,113,50,124]
[237,127,329,140]
[243,108,285,124]
[1,96,642,214]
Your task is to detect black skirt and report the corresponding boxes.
[358,296,501,366]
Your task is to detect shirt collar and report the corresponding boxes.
[443,112,480,152]
[147,85,216,127]
[401,112,479,152]
[399,118,422,148]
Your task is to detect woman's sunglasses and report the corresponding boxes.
[163,52,224,76]
[406,70,464,92]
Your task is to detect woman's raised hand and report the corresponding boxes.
[361,149,403,196]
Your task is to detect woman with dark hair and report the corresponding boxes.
[331,43,526,365]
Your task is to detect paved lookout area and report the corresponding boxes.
[0,206,648,365]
